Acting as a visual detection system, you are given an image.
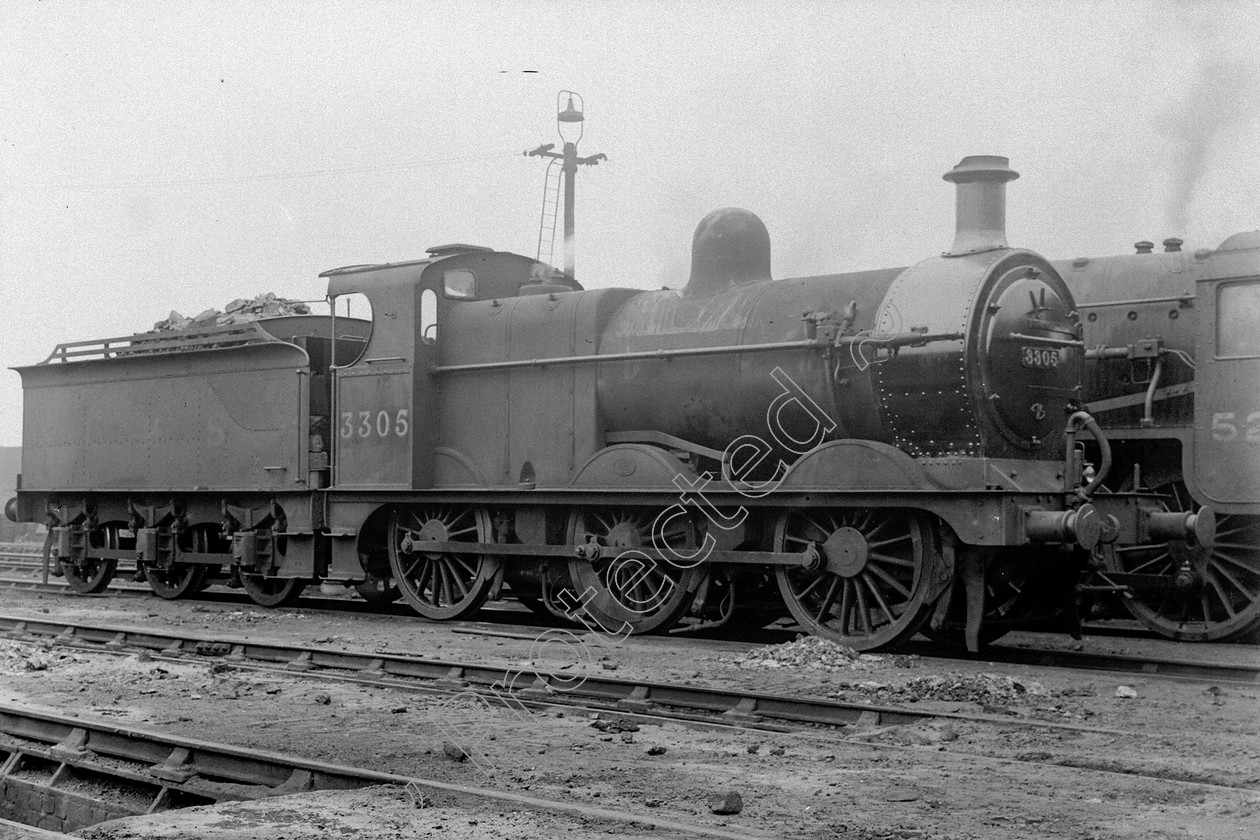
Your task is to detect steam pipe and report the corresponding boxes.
[1141,357,1164,427]
[1065,410,1112,500]
[429,329,964,375]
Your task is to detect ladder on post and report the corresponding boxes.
[536,157,562,266]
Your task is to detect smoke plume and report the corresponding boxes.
[1161,54,1258,233]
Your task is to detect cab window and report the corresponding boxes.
[444,269,476,299]
[420,288,438,344]
[1217,280,1260,358]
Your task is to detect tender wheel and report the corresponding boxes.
[1108,483,1260,642]
[387,505,499,620]
[565,506,706,635]
[241,574,306,607]
[774,508,937,651]
[181,524,227,591]
[61,523,125,594]
[147,525,221,600]
[147,563,207,600]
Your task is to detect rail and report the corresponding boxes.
[0,700,751,839]
[0,615,1168,735]
[0,700,391,833]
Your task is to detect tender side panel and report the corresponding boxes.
[1194,275,1260,509]
[19,343,310,491]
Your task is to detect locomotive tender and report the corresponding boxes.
[1058,231,1260,642]
[8,156,1210,651]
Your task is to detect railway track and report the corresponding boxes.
[0,612,1249,750]
[4,555,1256,691]
[0,543,1197,647]
[0,570,371,609]
[0,544,1195,642]
[0,613,1012,734]
[0,701,768,839]
[956,638,1260,685]
[4,611,1260,794]
[0,547,385,612]
[6,543,1258,692]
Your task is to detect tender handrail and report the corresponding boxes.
[38,322,282,364]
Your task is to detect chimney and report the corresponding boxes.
[1135,241,1155,254]
[942,155,1019,256]
[1163,237,1184,253]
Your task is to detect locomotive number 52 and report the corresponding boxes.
[340,409,410,439]
[1211,411,1260,443]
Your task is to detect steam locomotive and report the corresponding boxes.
[1057,232,1260,642]
[7,155,1213,651]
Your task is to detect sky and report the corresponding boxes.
[0,0,1257,447]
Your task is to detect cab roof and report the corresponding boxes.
[319,244,493,278]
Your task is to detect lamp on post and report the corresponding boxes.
[557,91,585,141]
[556,92,584,279]
[525,91,606,280]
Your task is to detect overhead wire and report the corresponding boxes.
[0,150,522,194]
